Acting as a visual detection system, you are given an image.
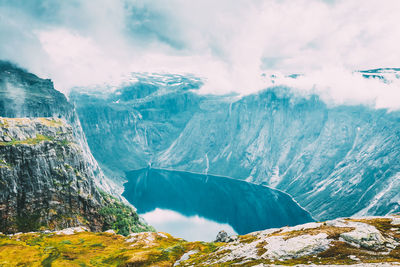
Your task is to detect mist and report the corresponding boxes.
[1,0,400,109]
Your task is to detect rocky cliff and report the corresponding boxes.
[0,61,152,235]
[70,72,400,221]
[0,61,119,195]
[0,117,151,234]
[69,73,203,181]
[0,62,72,118]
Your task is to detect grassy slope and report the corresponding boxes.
[0,231,218,267]
[0,217,400,266]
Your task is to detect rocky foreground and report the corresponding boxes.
[1,216,400,266]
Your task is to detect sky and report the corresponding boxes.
[1,0,400,108]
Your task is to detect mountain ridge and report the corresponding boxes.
[71,72,400,220]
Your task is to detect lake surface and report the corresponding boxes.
[140,208,237,241]
[123,168,313,241]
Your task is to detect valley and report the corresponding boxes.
[71,71,400,221]
[1,61,399,266]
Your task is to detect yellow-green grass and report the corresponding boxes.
[0,134,54,146]
[0,231,221,267]
[1,222,400,267]
[0,117,64,128]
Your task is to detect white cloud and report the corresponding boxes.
[38,28,128,89]
[269,68,400,110]
[1,0,400,108]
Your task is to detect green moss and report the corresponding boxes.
[15,212,43,233]
[64,163,73,170]
[167,244,186,258]
[25,235,44,246]
[0,159,12,169]
[57,139,70,146]
[41,247,60,267]
[98,190,155,236]
[0,134,54,146]
[240,234,259,243]
[37,118,64,127]
[102,254,130,265]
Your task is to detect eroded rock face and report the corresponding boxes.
[0,118,100,232]
[0,60,120,196]
[0,117,150,234]
[0,61,72,118]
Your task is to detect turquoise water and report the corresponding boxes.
[123,168,313,241]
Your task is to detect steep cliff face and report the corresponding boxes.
[0,117,151,234]
[0,61,72,118]
[69,74,203,179]
[155,90,400,221]
[0,61,119,195]
[0,61,152,234]
[71,72,400,220]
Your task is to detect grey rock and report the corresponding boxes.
[0,118,117,233]
[215,230,236,242]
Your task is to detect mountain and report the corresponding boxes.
[71,71,400,221]
[0,61,152,234]
[0,61,118,195]
[69,73,204,181]
[0,62,73,118]
[1,215,399,266]
[358,68,400,83]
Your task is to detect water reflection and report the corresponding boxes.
[141,208,236,241]
[123,168,313,239]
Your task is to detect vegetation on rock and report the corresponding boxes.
[1,216,400,266]
[98,190,155,236]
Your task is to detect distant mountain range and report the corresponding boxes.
[71,69,400,220]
